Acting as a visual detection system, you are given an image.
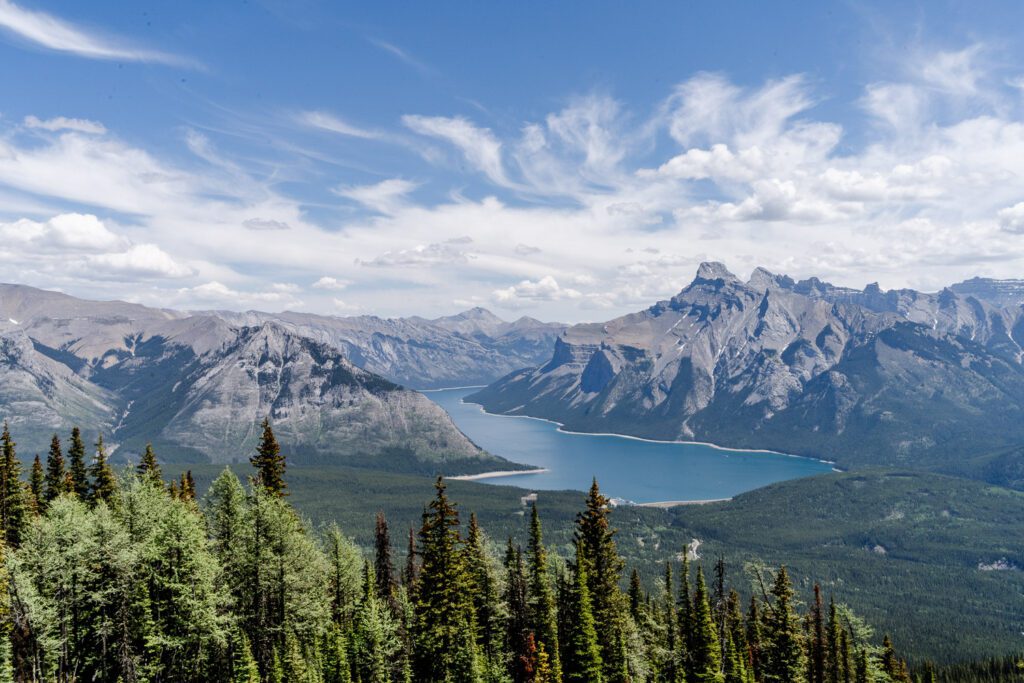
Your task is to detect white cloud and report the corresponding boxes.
[335,178,418,213]
[312,276,350,291]
[88,244,193,279]
[296,111,380,140]
[998,202,1024,234]
[359,238,474,267]
[24,115,106,135]
[0,0,196,67]
[402,115,509,186]
[243,218,291,231]
[492,276,582,308]
[178,281,301,308]
[0,213,123,252]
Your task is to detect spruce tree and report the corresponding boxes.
[250,417,286,496]
[43,434,67,504]
[0,423,27,547]
[691,565,724,683]
[88,434,118,507]
[504,539,534,683]
[561,541,603,683]
[137,443,162,484]
[403,525,419,591]
[826,597,841,683]
[28,454,44,514]
[628,568,643,622]
[178,470,196,502]
[374,511,397,607]
[527,504,562,683]
[575,478,627,682]
[854,649,870,683]
[679,546,695,681]
[762,567,804,683]
[747,596,763,683]
[662,562,679,683]
[810,584,826,683]
[230,627,261,683]
[67,426,89,499]
[413,477,480,682]
[465,512,504,677]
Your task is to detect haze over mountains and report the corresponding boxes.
[471,263,1024,488]
[0,284,561,472]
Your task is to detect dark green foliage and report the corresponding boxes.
[575,478,627,682]
[0,424,26,547]
[250,418,286,497]
[373,511,396,607]
[137,443,162,484]
[762,566,805,683]
[504,540,534,683]
[67,426,89,499]
[413,477,480,681]
[88,434,118,507]
[28,455,43,515]
[527,504,562,682]
[691,566,723,683]
[43,434,67,505]
[561,541,604,683]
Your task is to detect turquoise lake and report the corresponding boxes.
[426,387,833,503]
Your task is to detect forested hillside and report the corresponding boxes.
[0,422,923,683]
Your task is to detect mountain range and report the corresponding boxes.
[0,284,561,473]
[469,263,1024,487]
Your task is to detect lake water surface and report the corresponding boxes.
[427,387,833,503]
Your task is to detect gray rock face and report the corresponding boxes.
[469,264,1024,481]
[0,285,529,472]
[212,308,564,389]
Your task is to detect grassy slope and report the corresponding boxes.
[183,463,1024,665]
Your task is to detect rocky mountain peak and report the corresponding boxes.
[695,261,739,283]
[747,267,796,292]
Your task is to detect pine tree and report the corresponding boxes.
[825,597,841,683]
[839,630,852,683]
[250,417,286,496]
[747,596,763,683]
[374,511,397,607]
[726,590,750,683]
[762,567,804,683]
[679,546,695,681]
[561,541,603,683]
[0,538,13,683]
[527,504,562,683]
[854,649,870,683]
[67,426,89,499]
[691,566,723,683]
[178,470,196,502]
[0,423,27,547]
[230,627,261,683]
[43,434,68,504]
[413,477,480,682]
[88,434,118,507]
[28,454,44,515]
[137,443,162,484]
[662,562,679,683]
[464,512,504,677]
[810,584,826,683]
[403,525,419,591]
[575,478,627,682]
[504,539,534,683]
[628,568,643,622]
[322,622,352,683]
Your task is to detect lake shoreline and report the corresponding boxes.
[449,468,549,481]
[460,396,836,466]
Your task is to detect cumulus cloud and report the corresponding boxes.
[998,202,1024,233]
[492,276,581,308]
[312,276,350,290]
[24,115,106,135]
[0,213,123,252]
[177,281,301,308]
[359,238,474,267]
[87,244,193,279]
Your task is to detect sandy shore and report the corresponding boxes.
[637,498,732,508]
[448,468,549,481]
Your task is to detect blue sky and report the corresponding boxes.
[1,1,1024,320]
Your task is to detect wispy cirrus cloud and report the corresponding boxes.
[296,110,382,140]
[0,0,198,67]
[368,38,434,76]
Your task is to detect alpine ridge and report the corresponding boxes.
[469,263,1024,486]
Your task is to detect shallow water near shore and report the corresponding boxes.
[426,387,833,503]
